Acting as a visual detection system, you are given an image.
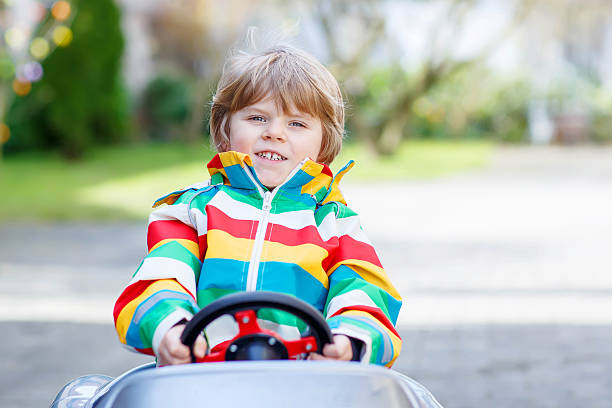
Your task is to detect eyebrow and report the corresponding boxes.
[287,111,314,120]
[241,106,315,121]
[241,106,269,115]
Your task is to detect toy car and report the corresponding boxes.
[51,292,443,407]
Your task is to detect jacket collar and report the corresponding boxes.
[207,151,354,205]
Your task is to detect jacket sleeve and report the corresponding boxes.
[113,190,207,356]
[323,203,402,367]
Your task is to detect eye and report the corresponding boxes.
[248,115,266,122]
[289,121,306,128]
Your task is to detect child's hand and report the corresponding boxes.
[157,324,207,366]
[308,334,353,361]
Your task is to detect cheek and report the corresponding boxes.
[227,122,251,153]
[231,134,255,149]
[308,145,321,162]
[309,131,324,160]
[313,124,324,157]
[228,138,239,151]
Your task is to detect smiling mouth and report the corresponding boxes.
[256,151,287,161]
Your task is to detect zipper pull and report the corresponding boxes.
[262,191,272,211]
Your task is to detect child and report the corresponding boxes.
[113,45,402,367]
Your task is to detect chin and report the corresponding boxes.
[256,170,288,190]
[261,180,281,189]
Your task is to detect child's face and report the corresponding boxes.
[228,97,323,189]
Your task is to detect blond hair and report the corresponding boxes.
[210,45,344,165]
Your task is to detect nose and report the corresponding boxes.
[262,120,287,142]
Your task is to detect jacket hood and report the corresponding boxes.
[207,151,354,205]
[154,151,354,208]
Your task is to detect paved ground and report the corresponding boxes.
[1,146,611,407]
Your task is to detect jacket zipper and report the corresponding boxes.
[245,190,273,291]
[242,159,306,291]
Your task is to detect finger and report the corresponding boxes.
[308,352,330,361]
[168,340,190,358]
[158,348,190,366]
[193,335,208,359]
[322,344,340,358]
[331,335,352,360]
[164,346,191,364]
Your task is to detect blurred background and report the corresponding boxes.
[1,1,611,407]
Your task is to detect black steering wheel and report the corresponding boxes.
[180,291,333,363]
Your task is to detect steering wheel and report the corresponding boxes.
[180,291,333,363]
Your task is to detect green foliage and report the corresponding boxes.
[0,142,215,221]
[0,140,492,221]
[140,75,192,141]
[5,0,128,158]
[345,65,410,133]
[410,68,530,143]
[344,66,531,144]
[590,113,612,144]
[583,82,612,144]
[335,140,492,180]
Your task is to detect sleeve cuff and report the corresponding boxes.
[331,326,372,363]
[152,309,194,357]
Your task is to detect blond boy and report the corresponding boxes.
[114,45,402,367]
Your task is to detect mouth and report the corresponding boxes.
[255,151,287,161]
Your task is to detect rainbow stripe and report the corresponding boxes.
[114,151,402,366]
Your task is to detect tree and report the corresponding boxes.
[0,0,76,158]
[4,0,128,159]
[310,0,536,154]
[145,0,254,143]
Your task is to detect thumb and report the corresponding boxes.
[193,334,208,359]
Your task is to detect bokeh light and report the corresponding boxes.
[15,64,26,81]
[0,123,10,145]
[51,1,71,22]
[52,25,73,47]
[22,62,44,82]
[0,57,15,79]
[13,79,32,96]
[5,27,27,51]
[30,37,50,60]
[33,2,48,23]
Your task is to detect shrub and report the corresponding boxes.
[5,0,128,158]
[139,75,192,141]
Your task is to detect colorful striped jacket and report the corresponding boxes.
[113,151,402,366]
